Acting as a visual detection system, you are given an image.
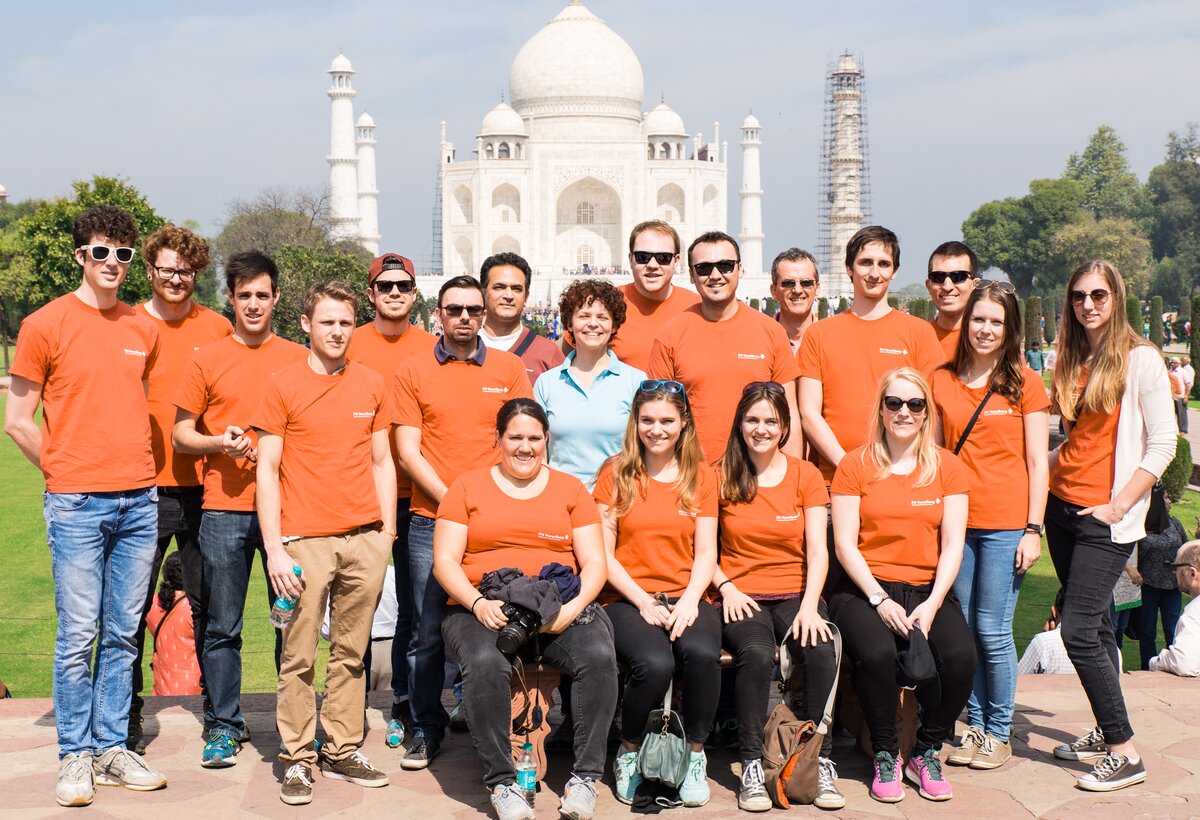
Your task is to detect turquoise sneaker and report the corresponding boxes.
[679,749,710,807]
[201,735,241,769]
[612,748,641,805]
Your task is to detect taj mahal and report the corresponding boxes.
[325,1,867,304]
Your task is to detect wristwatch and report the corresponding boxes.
[1024,523,1044,535]
[868,591,890,608]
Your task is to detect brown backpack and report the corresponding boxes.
[508,658,561,780]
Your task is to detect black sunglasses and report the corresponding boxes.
[692,260,737,278]
[639,379,686,395]
[927,270,974,285]
[743,381,785,395]
[442,303,484,318]
[777,278,817,291]
[882,395,927,413]
[374,279,415,294]
[632,251,677,266]
[1069,288,1112,306]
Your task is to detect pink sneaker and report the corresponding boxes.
[870,750,905,803]
[905,748,953,801]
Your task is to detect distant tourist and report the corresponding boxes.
[1025,342,1044,373]
[145,552,202,697]
[1148,541,1200,676]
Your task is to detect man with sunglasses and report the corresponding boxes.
[347,252,434,744]
[925,241,980,360]
[172,250,306,769]
[393,275,533,770]
[1148,541,1200,676]
[610,220,700,371]
[6,205,168,805]
[478,253,564,381]
[769,247,821,355]
[648,230,801,463]
[129,225,232,754]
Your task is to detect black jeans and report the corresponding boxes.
[606,599,722,746]
[442,606,618,789]
[132,485,203,711]
[388,497,414,701]
[828,582,975,757]
[1046,493,1136,744]
[721,597,839,761]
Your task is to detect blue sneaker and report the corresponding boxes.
[679,749,711,807]
[612,748,641,805]
[201,735,240,769]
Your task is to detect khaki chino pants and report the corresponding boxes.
[277,528,390,764]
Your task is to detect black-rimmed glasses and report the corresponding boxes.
[152,265,196,282]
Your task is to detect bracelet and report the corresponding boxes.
[717,579,733,591]
[470,596,485,615]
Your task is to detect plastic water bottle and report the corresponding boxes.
[384,718,405,748]
[515,742,536,805]
[269,565,303,628]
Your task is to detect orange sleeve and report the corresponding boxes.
[941,451,971,495]
[696,465,718,516]
[369,372,392,432]
[569,478,602,527]
[592,461,617,507]
[172,357,209,415]
[646,335,672,380]
[9,320,51,384]
[250,378,290,436]
[797,460,830,508]
[796,324,822,380]
[392,364,422,428]
[912,321,944,377]
[437,475,470,524]
[1021,368,1051,413]
[830,450,864,495]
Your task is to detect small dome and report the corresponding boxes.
[479,101,527,136]
[330,50,354,73]
[357,112,375,127]
[645,103,687,136]
[835,53,859,75]
[741,112,760,128]
[0,183,7,196]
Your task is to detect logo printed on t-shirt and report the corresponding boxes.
[879,347,909,356]
[537,531,569,542]
[983,408,1014,416]
[482,386,510,394]
[776,514,800,523]
[124,348,148,357]
[737,352,767,360]
[678,509,698,518]
[352,411,375,418]
[911,498,941,507]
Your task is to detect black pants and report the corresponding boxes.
[606,599,722,746]
[721,597,839,761]
[442,606,618,789]
[1046,493,1135,745]
[829,582,975,757]
[132,485,203,711]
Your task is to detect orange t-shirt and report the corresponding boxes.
[831,446,970,585]
[718,456,829,596]
[798,309,944,481]
[1050,371,1121,508]
[610,283,700,373]
[648,303,800,463]
[347,322,436,500]
[251,360,393,536]
[931,319,960,362]
[931,367,1051,530]
[10,294,159,493]
[593,461,718,599]
[173,334,307,511]
[393,345,534,518]
[137,303,232,487]
[146,593,202,696]
[437,467,600,586]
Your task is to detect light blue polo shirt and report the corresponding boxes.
[534,351,646,488]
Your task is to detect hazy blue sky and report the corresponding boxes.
[3,1,1198,285]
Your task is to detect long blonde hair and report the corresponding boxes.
[601,386,702,517]
[1051,260,1149,421]
[863,367,940,488]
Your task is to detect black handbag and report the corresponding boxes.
[1144,481,1169,534]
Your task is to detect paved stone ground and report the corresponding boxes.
[0,672,1196,818]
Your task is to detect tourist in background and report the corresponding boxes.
[1046,259,1176,792]
[1131,498,1187,670]
[145,552,202,697]
[931,282,1049,771]
[1148,541,1200,676]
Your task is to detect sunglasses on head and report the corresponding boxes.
[632,250,677,266]
[1069,288,1112,306]
[441,303,484,318]
[375,278,415,294]
[743,381,785,395]
[639,379,686,396]
[927,270,974,285]
[882,395,927,413]
[777,278,817,291]
[692,260,737,278]
[81,244,135,264]
[978,278,1016,294]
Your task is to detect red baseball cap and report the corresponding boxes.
[368,253,416,284]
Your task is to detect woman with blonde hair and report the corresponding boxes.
[1045,260,1175,792]
[593,380,721,807]
[829,367,975,804]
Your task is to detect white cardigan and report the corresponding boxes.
[1109,345,1178,543]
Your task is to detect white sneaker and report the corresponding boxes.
[612,748,641,804]
[737,758,771,812]
[814,756,846,809]
[56,752,94,807]
[490,783,535,820]
[93,746,167,791]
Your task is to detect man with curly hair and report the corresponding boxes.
[129,224,231,753]
[5,205,168,806]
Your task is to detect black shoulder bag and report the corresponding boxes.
[953,387,996,455]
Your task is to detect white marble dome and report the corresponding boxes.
[479,101,527,136]
[356,112,375,127]
[835,53,859,75]
[741,112,760,128]
[330,50,354,73]
[509,1,644,117]
[645,102,687,136]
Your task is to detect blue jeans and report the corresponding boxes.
[952,528,1025,741]
[1137,585,1182,669]
[198,510,279,739]
[406,514,449,740]
[45,488,158,757]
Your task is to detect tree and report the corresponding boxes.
[1150,295,1165,348]
[1025,295,1043,346]
[1125,295,1142,336]
[817,297,829,319]
[750,298,761,311]
[886,296,899,309]
[1045,215,1152,296]
[272,245,370,343]
[1044,294,1059,344]
[1064,125,1148,223]
[16,176,166,306]
[1166,123,1200,163]
[1162,435,1192,502]
[1149,256,1193,309]
[764,297,778,315]
[214,188,332,262]
[836,297,849,314]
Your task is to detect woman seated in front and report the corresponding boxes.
[828,367,976,804]
[593,380,721,808]
[713,381,842,813]
[432,398,617,820]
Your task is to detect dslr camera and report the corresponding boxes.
[496,602,541,656]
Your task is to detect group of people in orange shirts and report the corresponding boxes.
[6,207,1178,816]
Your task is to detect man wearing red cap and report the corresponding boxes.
[347,252,434,741]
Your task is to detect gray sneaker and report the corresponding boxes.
[814,756,846,810]
[319,750,389,787]
[559,775,597,819]
[56,752,95,807]
[281,763,314,805]
[1054,726,1107,760]
[1077,753,1146,792]
[737,758,771,812]
[490,782,535,820]
[93,747,167,791]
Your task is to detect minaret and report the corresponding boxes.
[355,112,380,255]
[327,50,361,243]
[738,113,764,275]
[823,52,867,300]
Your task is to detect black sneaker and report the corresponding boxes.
[126,710,145,754]
[401,736,440,770]
[1054,726,1107,760]
[1076,753,1146,792]
[448,701,468,733]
